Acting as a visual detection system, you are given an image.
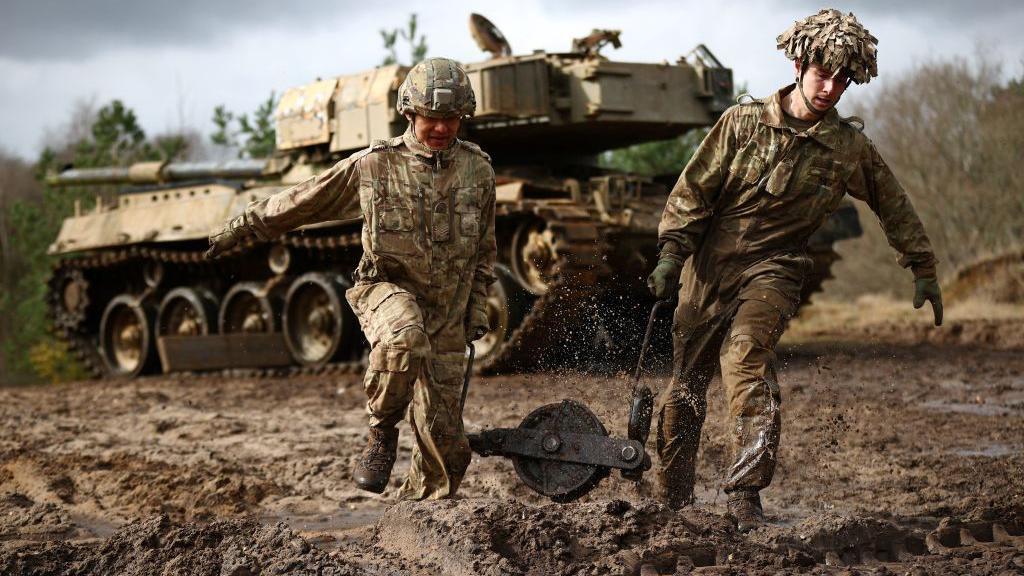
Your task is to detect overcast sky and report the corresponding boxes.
[2,0,1022,160]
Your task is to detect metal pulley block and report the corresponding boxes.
[461,300,668,503]
[468,399,649,502]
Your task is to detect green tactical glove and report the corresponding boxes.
[647,257,684,299]
[205,213,251,260]
[913,277,943,326]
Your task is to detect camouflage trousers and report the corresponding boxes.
[346,282,472,501]
[657,282,795,509]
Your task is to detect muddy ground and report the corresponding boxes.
[1,299,1023,575]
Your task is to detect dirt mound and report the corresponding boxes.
[0,515,365,576]
[369,500,1024,575]
[0,492,74,541]
[859,318,1024,350]
[372,498,820,575]
[1,448,280,523]
[753,512,927,565]
[946,250,1024,304]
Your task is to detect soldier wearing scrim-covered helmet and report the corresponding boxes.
[206,57,496,500]
[648,9,941,531]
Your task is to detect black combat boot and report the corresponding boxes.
[353,426,399,493]
[727,489,764,533]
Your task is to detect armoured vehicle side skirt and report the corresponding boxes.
[157,334,293,372]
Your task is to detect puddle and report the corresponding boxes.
[920,400,1015,416]
[951,443,1020,458]
[260,506,385,550]
[68,513,121,540]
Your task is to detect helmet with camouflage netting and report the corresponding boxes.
[397,57,476,118]
[777,9,878,84]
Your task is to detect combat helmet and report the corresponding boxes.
[777,9,878,84]
[397,57,476,118]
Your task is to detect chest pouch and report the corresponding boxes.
[764,159,795,197]
[432,200,452,242]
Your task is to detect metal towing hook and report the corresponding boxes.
[462,299,671,502]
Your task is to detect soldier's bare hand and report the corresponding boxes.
[913,277,943,326]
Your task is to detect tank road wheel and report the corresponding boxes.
[473,274,509,361]
[510,221,558,296]
[99,294,158,378]
[283,273,355,366]
[158,287,219,337]
[52,268,90,332]
[473,265,529,366]
[219,282,278,334]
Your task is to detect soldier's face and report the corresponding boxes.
[796,61,851,112]
[412,115,461,150]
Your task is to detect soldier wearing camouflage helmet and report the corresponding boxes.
[647,9,941,531]
[206,57,496,500]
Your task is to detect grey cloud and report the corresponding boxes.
[0,0,368,61]
[783,0,1024,26]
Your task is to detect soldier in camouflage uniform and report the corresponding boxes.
[647,9,943,531]
[207,58,496,500]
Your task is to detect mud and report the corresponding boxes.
[0,515,364,576]
[1,302,1023,574]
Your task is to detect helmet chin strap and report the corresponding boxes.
[797,68,831,118]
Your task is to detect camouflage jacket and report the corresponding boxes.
[658,85,937,280]
[243,127,497,344]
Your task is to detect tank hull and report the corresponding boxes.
[47,174,857,377]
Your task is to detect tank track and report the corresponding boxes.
[800,245,842,305]
[479,204,611,373]
[47,233,369,380]
[48,205,613,378]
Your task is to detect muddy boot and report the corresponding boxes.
[727,489,764,533]
[353,426,399,494]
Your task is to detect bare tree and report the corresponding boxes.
[855,53,1022,270]
[828,53,1024,300]
[41,98,99,166]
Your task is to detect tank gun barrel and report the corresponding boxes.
[48,159,272,187]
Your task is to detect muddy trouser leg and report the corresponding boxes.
[397,351,472,500]
[657,307,731,510]
[719,297,787,494]
[362,295,431,429]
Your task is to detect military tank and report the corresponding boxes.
[46,14,860,379]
